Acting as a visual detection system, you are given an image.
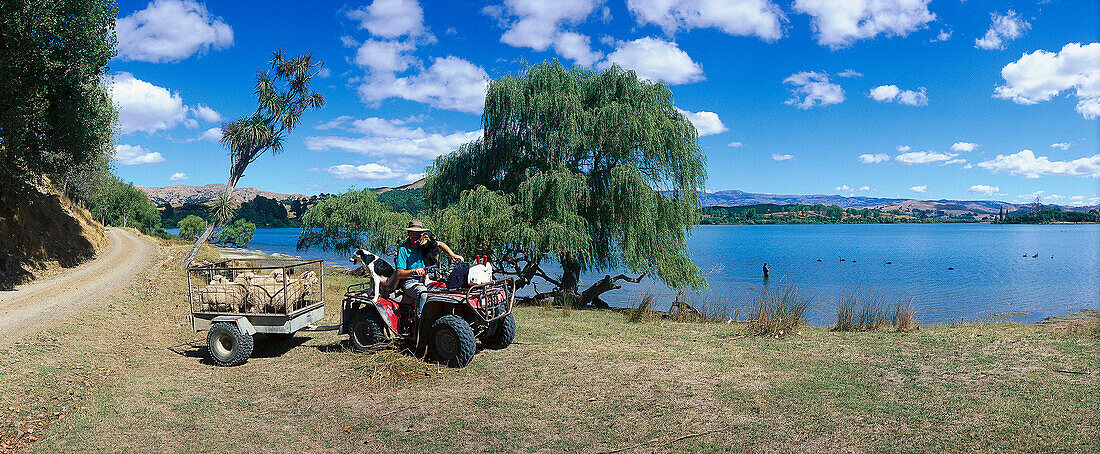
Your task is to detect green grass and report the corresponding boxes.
[2,243,1098,453]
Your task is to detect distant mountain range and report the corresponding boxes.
[138,184,309,206]
[139,180,1096,218]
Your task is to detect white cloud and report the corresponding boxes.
[857,153,891,164]
[944,158,966,165]
[114,144,165,165]
[869,85,927,106]
[354,40,416,73]
[792,0,935,49]
[975,11,1030,50]
[347,0,431,40]
[951,142,978,152]
[895,150,957,165]
[197,127,222,142]
[783,71,844,109]
[110,72,188,134]
[554,32,603,66]
[325,163,402,181]
[116,0,233,63]
[169,172,189,182]
[358,56,489,114]
[728,141,744,148]
[1050,142,1073,150]
[676,108,727,136]
[896,145,910,152]
[967,185,1001,196]
[994,42,1100,119]
[626,0,785,41]
[977,149,1100,178]
[191,104,221,123]
[403,172,427,183]
[931,29,951,42]
[835,185,853,192]
[771,153,794,161]
[836,69,862,78]
[600,38,704,85]
[909,185,927,193]
[487,0,603,65]
[858,185,871,191]
[306,116,481,161]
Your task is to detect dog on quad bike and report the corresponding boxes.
[350,249,397,300]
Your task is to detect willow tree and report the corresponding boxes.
[426,61,707,306]
[179,51,325,268]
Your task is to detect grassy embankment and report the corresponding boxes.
[2,240,1097,453]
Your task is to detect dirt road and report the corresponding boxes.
[0,229,156,346]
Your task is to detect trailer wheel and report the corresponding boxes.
[349,310,385,352]
[207,322,253,367]
[430,315,476,367]
[482,313,515,350]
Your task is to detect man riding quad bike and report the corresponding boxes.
[340,222,515,367]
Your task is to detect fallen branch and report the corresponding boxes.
[599,427,726,454]
[1054,369,1089,375]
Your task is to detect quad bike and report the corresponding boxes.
[339,266,515,367]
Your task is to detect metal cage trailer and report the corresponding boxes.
[187,259,326,366]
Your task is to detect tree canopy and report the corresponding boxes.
[296,189,411,256]
[425,61,707,298]
[0,0,117,201]
[89,177,160,234]
[177,215,207,240]
[215,219,257,248]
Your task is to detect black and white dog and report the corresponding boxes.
[419,231,441,266]
[351,249,396,300]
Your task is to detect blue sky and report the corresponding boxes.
[109,0,1099,205]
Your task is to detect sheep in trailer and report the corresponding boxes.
[197,275,248,312]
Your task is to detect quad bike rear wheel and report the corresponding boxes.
[481,313,515,350]
[430,315,476,367]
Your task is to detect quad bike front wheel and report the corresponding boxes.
[481,313,515,350]
[207,322,254,367]
[349,310,386,352]
[430,315,476,367]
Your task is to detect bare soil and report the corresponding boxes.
[0,229,155,347]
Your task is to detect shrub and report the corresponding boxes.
[177,215,207,240]
[834,292,918,332]
[893,300,918,332]
[627,293,658,323]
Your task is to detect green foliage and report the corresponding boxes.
[159,202,210,228]
[296,189,411,256]
[177,215,207,240]
[236,196,293,227]
[425,61,706,291]
[993,208,1099,224]
[89,176,161,234]
[0,0,117,201]
[700,204,980,224]
[215,219,256,247]
[377,188,425,215]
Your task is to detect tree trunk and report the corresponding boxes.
[578,273,645,308]
[178,182,236,268]
[559,257,583,308]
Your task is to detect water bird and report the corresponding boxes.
[947,267,955,270]
[884,261,892,264]
[1022,254,1028,257]
[851,260,857,263]
[1032,253,1039,258]
[839,257,845,262]
[816,259,822,262]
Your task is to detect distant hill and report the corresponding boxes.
[138,184,308,206]
[699,190,909,208]
[372,178,425,194]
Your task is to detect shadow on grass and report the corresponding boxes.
[168,335,311,366]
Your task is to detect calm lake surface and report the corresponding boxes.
[188,224,1100,325]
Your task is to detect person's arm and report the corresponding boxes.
[437,241,463,262]
[394,246,424,279]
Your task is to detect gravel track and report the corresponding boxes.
[0,229,155,346]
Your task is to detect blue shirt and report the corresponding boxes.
[395,241,425,275]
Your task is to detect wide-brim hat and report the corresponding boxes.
[405,221,428,232]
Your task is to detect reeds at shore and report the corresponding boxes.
[834,292,918,332]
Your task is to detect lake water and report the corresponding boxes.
[178,224,1100,325]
